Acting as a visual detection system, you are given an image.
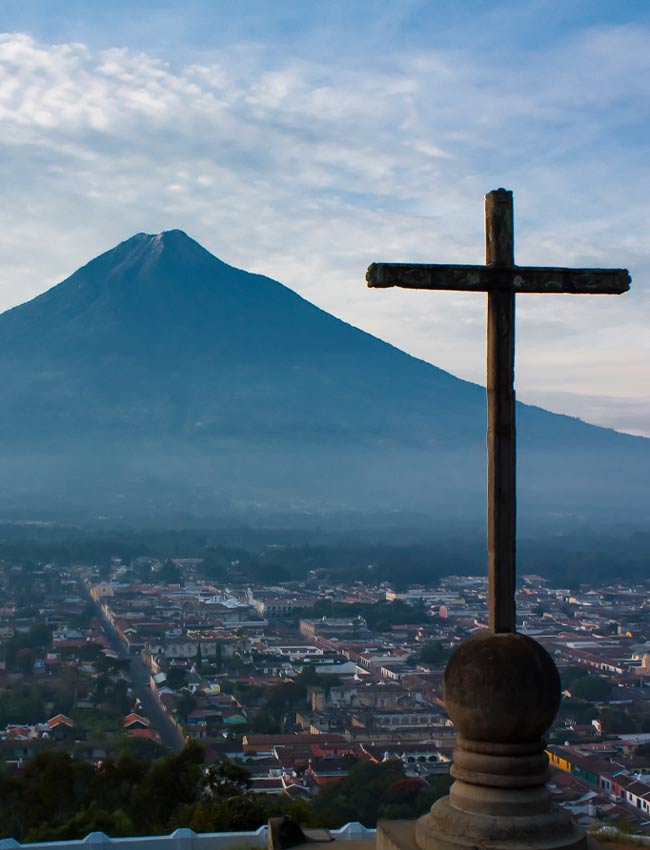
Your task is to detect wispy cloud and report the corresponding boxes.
[0,22,648,435]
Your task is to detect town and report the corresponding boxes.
[1,551,650,836]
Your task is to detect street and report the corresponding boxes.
[86,589,186,754]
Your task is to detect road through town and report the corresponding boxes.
[86,590,186,753]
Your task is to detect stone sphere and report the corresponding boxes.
[443,631,561,743]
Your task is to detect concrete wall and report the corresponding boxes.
[0,823,376,850]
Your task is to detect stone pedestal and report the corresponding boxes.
[380,631,586,850]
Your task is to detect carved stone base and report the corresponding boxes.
[403,632,588,850]
[415,795,587,850]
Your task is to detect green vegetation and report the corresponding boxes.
[246,666,340,733]
[599,707,636,734]
[158,560,183,585]
[300,598,429,631]
[560,666,587,690]
[2,524,649,589]
[417,640,448,665]
[312,760,451,827]
[3,621,53,672]
[0,684,47,727]
[165,668,188,690]
[569,675,612,702]
[0,743,450,840]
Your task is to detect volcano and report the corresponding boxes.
[0,230,646,525]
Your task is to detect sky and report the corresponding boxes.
[1,0,649,436]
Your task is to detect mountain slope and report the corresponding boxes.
[0,230,647,524]
[0,230,483,443]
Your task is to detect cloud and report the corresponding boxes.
[0,25,648,436]
[518,389,650,439]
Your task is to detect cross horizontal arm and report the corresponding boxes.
[367,263,492,291]
[367,263,630,294]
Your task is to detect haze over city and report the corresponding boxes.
[1,0,649,436]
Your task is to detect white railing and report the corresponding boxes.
[0,822,376,850]
[593,826,650,845]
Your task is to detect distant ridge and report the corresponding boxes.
[0,230,647,524]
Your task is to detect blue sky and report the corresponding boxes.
[1,0,649,434]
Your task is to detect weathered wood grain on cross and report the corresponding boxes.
[367,189,630,634]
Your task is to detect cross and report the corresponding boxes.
[367,189,630,634]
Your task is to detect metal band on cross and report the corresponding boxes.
[367,189,630,634]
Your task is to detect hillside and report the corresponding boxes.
[0,230,647,525]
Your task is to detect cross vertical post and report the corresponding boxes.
[485,189,516,633]
[366,189,629,635]
[366,188,631,850]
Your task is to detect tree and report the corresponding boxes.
[165,667,188,691]
[27,621,53,648]
[313,760,407,827]
[256,562,291,583]
[78,643,103,662]
[206,758,251,797]
[187,793,287,832]
[11,751,95,836]
[0,742,316,841]
[187,802,214,833]
[0,684,46,726]
[130,741,205,832]
[70,605,96,631]
[104,679,132,715]
[16,647,35,675]
[560,666,587,690]
[296,665,321,686]
[252,708,281,733]
[92,674,110,705]
[117,736,167,761]
[158,560,182,585]
[94,655,130,675]
[599,707,635,734]
[557,697,597,725]
[262,680,308,728]
[418,640,447,665]
[25,804,134,842]
[176,691,197,722]
[569,676,612,702]
[92,752,149,813]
